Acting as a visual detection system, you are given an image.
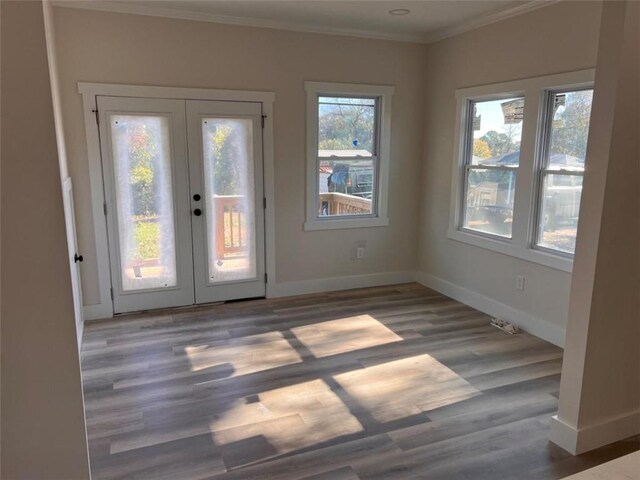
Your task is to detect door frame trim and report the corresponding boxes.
[79,82,276,320]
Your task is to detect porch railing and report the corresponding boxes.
[319,192,372,216]
[214,195,248,259]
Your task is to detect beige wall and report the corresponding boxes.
[52,7,428,306]
[418,1,602,343]
[1,1,90,478]
[552,0,639,454]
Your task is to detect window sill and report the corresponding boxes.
[447,228,573,273]
[304,216,389,231]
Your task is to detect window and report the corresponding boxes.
[535,89,594,254]
[449,70,595,272]
[462,97,524,238]
[305,82,394,230]
[319,96,376,216]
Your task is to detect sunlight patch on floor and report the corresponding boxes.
[291,314,403,358]
[211,379,363,455]
[334,354,480,423]
[185,331,302,374]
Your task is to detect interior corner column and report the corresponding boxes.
[550,0,640,455]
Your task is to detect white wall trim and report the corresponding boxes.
[85,265,569,354]
[550,415,580,454]
[52,0,557,45]
[268,271,415,298]
[53,0,426,44]
[79,89,114,322]
[78,82,276,321]
[415,271,566,347]
[78,82,275,104]
[304,217,390,231]
[447,229,574,273]
[550,410,640,455]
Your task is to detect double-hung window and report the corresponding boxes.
[304,82,394,230]
[449,70,595,271]
[535,89,594,255]
[462,97,524,238]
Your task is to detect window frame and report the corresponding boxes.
[532,87,593,257]
[448,70,595,273]
[460,95,525,240]
[304,81,394,231]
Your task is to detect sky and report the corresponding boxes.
[473,97,523,141]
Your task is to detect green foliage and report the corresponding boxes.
[318,100,375,153]
[127,122,157,216]
[479,127,519,158]
[133,219,159,260]
[208,123,243,196]
[474,91,592,162]
[549,91,593,160]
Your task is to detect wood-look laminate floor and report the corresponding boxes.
[81,284,639,480]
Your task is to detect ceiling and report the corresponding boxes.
[52,0,557,43]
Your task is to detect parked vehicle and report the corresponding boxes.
[327,163,373,198]
[468,151,583,231]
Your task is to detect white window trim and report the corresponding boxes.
[448,69,595,273]
[304,81,394,231]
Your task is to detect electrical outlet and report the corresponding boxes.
[515,275,525,291]
[356,247,365,260]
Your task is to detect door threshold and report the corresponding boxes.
[110,296,267,319]
[113,301,226,318]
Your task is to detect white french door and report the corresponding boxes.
[97,96,265,314]
[186,100,265,304]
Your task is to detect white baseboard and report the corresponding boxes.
[415,271,566,347]
[83,302,114,321]
[550,415,580,454]
[82,272,415,319]
[83,270,566,349]
[267,271,416,298]
[550,410,640,455]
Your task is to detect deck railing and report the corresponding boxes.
[214,195,248,259]
[319,192,372,216]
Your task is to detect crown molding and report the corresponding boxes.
[52,0,559,45]
[424,0,561,43]
[50,0,426,43]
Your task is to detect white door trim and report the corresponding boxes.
[79,83,276,320]
[62,177,85,348]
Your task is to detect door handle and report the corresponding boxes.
[193,208,202,216]
[74,253,83,263]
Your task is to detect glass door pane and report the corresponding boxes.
[202,118,257,283]
[110,115,178,291]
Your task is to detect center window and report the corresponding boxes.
[318,95,377,217]
[304,82,394,231]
